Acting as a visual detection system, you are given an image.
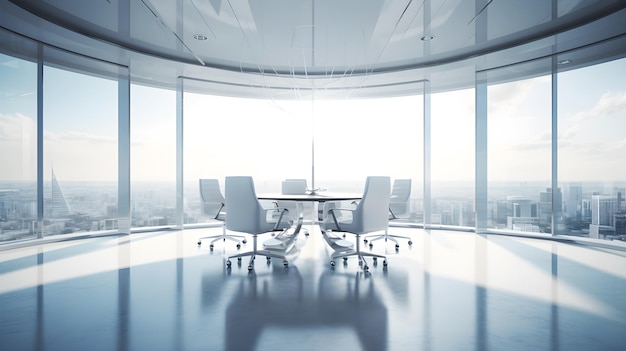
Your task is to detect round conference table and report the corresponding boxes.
[256,192,362,240]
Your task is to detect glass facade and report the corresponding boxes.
[0,52,37,242]
[557,57,626,241]
[431,89,475,228]
[42,56,119,235]
[182,93,311,224]
[314,96,423,196]
[130,84,176,228]
[0,27,624,245]
[486,72,552,232]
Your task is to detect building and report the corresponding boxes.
[589,194,616,239]
[48,169,72,218]
[566,183,583,220]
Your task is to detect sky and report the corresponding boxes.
[1,54,626,185]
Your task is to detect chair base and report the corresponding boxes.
[329,234,387,272]
[197,225,247,250]
[364,233,412,249]
[330,250,387,272]
[226,234,289,271]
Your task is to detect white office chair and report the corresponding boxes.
[224,176,292,271]
[364,179,413,249]
[196,179,247,250]
[324,176,390,271]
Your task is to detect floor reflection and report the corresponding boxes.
[1,228,626,351]
[220,267,387,351]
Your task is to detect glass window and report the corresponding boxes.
[183,92,311,224]
[0,53,38,242]
[558,57,626,241]
[487,71,552,233]
[315,96,423,222]
[431,88,475,228]
[130,84,176,228]
[43,62,118,235]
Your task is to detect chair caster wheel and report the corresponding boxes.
[266,256,271,261]
[369,243,373,248]
[242,239,247,244]
[236,244,241,249]
[248,265,253,271]
[237,257,242,261]
[283,260,288,267]
[330,260,336,266]
[395,244,400,249]
[197,241,201,245]
[209,244,214,250]
[363,265,369,272]
[226,260,232,267]
[373,257,377,261]
[383,260,388,267]
[364,239,368,244]
[408,240,413,245]
[343,257,348,261]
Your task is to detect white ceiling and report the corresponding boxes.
[2,0,626,99]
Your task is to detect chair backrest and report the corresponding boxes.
[225,176,271,233]
[389,179,411,216]
[354,176,391,233]
[281,179,307,195]
[199,179,225,218]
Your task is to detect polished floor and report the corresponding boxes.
[1,225,626,351]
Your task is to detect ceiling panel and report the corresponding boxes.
[1,0,625,98]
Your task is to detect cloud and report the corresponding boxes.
[515,137,551,151]
[487,79,538,117]
[43,131,116,146]
[569,91,626,122]
[559,124,579,140]
[0,113,36,141]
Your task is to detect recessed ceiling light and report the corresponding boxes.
[421,35,435,41]
[558,59,572,65]
[193,34,208,41]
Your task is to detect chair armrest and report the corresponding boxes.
[388,207,397,220]
[265,207,291,230]
[328,208,355,231]
[214,203,225,220]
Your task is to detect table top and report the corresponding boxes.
[257,192,361,202]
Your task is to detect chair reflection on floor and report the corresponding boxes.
[223,268,387,351]
[323,176,390,271]
[196,178,247,250]
[364,179,413,249]
[224,176,292,271]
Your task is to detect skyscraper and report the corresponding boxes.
[49,169,71,218]
[566,184,583,220]
[589,195,615,239]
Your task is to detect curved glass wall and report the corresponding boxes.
[431,88,475,228]
[182,93,424,225]
[0,52,37,242]
[182,93,311,224]
[1,25,625,246]
[558,57,626,241]
[486,64,552,232]
[130,84,176,228]
[43,50,119,236]
[314,97,423,218]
